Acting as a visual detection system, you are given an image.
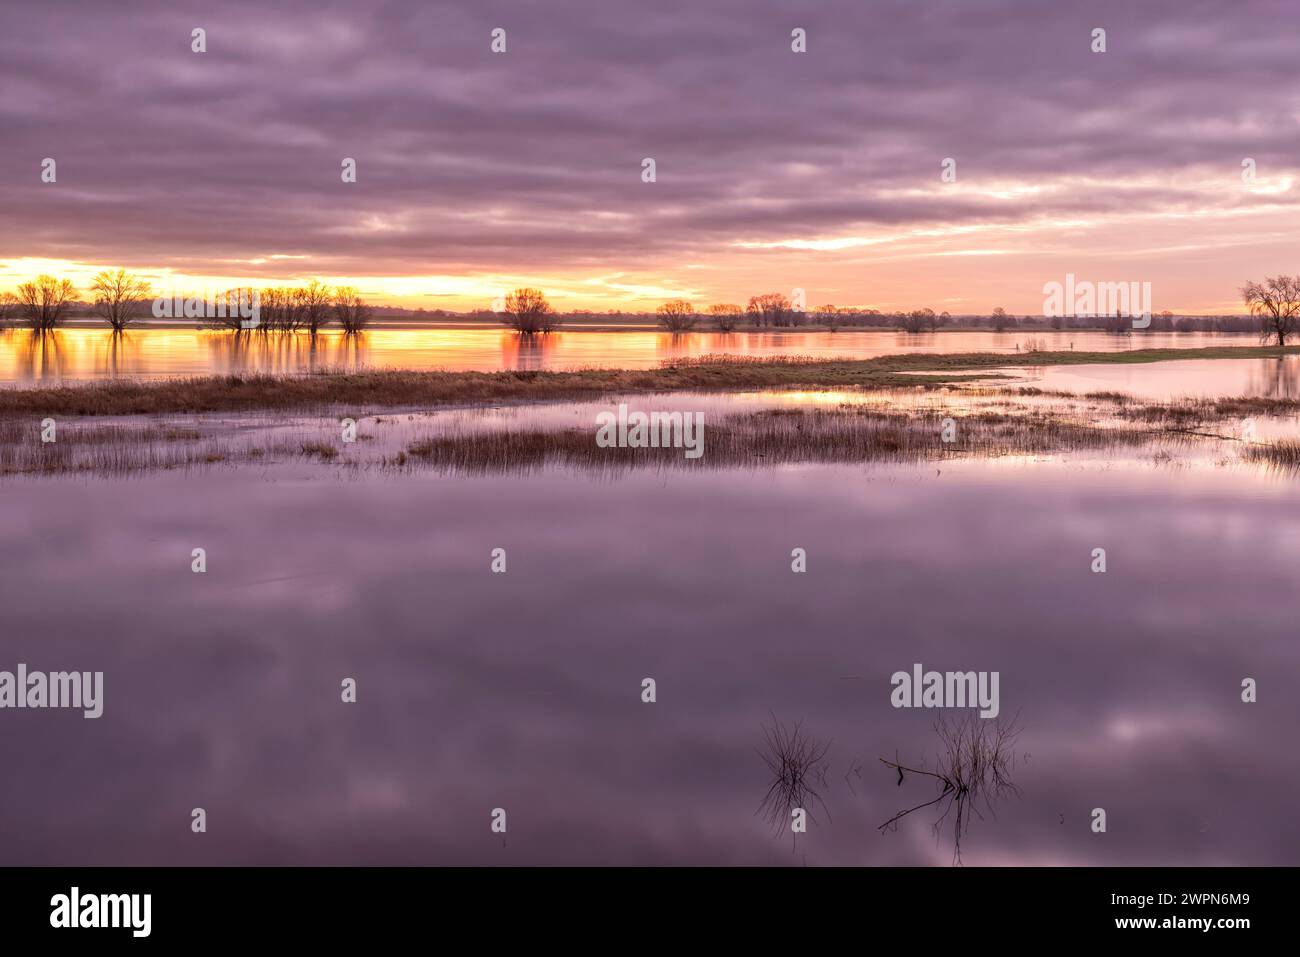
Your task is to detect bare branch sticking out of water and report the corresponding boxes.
[878,715,1021,865]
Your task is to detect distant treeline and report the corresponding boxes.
[1,277,1282,339]
[538,308,1261,334]
[472,290,1263,334]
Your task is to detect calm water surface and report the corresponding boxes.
[0,325,1262,383]
[1006,356,1300,399]
[1,454,1296,865]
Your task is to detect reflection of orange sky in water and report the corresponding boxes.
[0,326,1287,390]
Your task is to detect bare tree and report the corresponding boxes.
[499,287,558,333]
[298,279,333,335]
[1242,276,1300,347]
[900,307,937,333]
[15,275,79,331]
[230,287,259,331]
[656,298,697,332]
[0,291,16,328]
[1101,312,1130,335]
[90,268,152,332]
[990,306,1010,332]
[708,303,742,332]
[258,287,306,332]
[201,288,260,331]
[283,287,308,332]
[813,304,840,331]
[332,286,372,333]
[747,292,793,328]
[256,287,283,332]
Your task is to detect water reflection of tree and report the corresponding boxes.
[95,331,140,378]
[336,332,369,371]
[264,331,315,374]
[878,715,1021,865]
[206,329,257,374]
[205,330,370,375]
[1246,357,1300,398]
[656,331,701,365]
[501,331,554,371]
[18,330,67,381]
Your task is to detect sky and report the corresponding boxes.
[1,0,1298,314]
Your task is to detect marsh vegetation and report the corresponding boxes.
[10,368,1300,477]
[878,716,1022,866]
[757,716,832,839]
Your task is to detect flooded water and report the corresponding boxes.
[1005,355,1300,400]
[2,421,1297,864]
[0,325,1258,383]
[3,327,1296,865]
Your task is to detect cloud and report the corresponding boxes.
[0,0,1297,309]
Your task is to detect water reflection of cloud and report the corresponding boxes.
[1105,712,1222,745]
[0,464,1296,864]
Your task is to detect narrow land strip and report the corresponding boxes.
[1,345,1296,418]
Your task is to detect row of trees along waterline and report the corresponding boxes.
[3,276,1295,342]
[202,281,374,334]
[497,287,1292,337]
[499,289,984,333]
[0,272,374,334]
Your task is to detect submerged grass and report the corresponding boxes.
[757,716,832,838]
[0,423,235,475]
[1243,440,1300,470]
[879,715,1022,866]
[401,405,1171,475]
[7,350,1300,476]
[3,391,1290,478]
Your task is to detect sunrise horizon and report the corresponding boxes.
[0,250,1279,316]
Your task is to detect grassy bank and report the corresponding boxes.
[2,345,1297,418]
